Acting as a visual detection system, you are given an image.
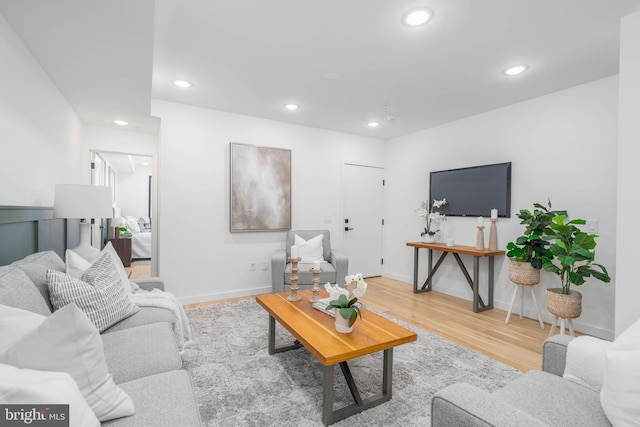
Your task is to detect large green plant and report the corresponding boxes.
[541,214,611,294]
[506,200,566,269]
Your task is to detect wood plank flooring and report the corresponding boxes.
[134,260,551,372]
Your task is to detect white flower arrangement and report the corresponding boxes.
[324,273,368,326]
[416,198,448,236]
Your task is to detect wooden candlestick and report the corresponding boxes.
[475,226,485,250]
[488,218,498,251]
[309,268,322,303]
[287,257,302,302]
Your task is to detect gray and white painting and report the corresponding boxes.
[230,143,291,231]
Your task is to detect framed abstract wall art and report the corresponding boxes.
[230,142,291,232]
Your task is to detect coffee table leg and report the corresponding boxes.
[322,364,335,426]
[267,315,302,355]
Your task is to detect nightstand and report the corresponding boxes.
[106,238,132,267]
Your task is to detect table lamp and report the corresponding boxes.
[54,184,113,260]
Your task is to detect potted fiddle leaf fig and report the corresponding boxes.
[542,214,611,319]
[506,200,566,285]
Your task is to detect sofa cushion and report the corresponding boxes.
[102,370,201,427]
[0,303,135,422]
[601,319,640,426]
[101,306,176,334]
[11,250,66,311]
[493,370,611,426]
[0,266,51,316]
[47,252,139,332]
[0,363,100,427]
[102,322,182,384]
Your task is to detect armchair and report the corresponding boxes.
[271,230,348,293]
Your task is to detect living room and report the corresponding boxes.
[1,1,640,425]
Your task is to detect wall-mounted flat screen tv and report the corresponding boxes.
[429,162,512,218]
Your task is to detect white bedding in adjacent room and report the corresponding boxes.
[131,230,151,260]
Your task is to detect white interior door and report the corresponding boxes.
[343,163,384,278]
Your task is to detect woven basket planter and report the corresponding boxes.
[546,288,582,319]
[508,259,540,286]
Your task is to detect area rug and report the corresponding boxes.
[183,300,521,426]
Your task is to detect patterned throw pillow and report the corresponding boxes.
[46,252,139,332]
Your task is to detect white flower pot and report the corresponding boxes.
[422,234,436,243]
[334,309,354,333]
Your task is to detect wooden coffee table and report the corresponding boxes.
[256,290,417,426]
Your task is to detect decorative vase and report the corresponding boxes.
[546,288,582,319]
[334,309,354,333]
[508,259,540,286]
[422,234,436,243]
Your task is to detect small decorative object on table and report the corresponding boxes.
[488,209,498,250]
[288,245,302,302]
[475,216,485,250]
[416,198,447,243]
[309,262,322,303]
[324,274,368,333]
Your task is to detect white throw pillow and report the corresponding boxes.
[0,304,46,353]
[67,242,131,296]
[126,217,141,233]
[294,234,324,263]
[48,252,139,332]
[563,336,611,392]
[0,303,135,421]
[601,319,640,426]
[0,363,100,427]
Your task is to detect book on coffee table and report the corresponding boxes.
[312,297,335,316]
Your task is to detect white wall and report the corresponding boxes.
[384,76,619,339]
[0,13,83,205]
[151,100,386,303]
[615,10,640,336]
[116,163,152,218]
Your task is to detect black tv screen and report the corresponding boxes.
[429,162,511,218]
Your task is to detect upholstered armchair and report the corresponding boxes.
[271,230,348,294]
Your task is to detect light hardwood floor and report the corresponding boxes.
[133,261,551,372]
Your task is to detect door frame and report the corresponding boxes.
[341,160,386,277]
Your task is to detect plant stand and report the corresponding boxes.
[546,288,582,337]
[505,284,545,329]
[548,316,575,337]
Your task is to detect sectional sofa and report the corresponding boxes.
[0,250,202,426]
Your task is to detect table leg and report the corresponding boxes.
[473,256,479,313]
[322,364,335,426]
[413,247,419,293]
[267,315,302,355]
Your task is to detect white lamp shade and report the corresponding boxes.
[54,184,113,219]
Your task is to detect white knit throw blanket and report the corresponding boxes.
[129,288,192,354]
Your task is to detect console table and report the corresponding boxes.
[406,242,505,313]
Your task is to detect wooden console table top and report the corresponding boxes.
[406,241,505,257]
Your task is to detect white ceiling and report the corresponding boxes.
[2,0,640,139]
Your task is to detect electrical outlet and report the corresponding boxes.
[586,220,598,233]
[250,262,256,271]
[262,261,268,271]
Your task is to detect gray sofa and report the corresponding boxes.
[0,251,202,427]
[271,229,348,293]
[431,334,611,427]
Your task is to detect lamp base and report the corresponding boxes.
[70,222,101,260]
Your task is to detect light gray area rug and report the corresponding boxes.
[183,300,521,426]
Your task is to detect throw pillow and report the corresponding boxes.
[0,303,135,421]
[0,266,52,316]
[294,233,324,263]
[563,336,611,392]
[126,217,141,233]
[0,304,46,353]
[47,252,139,332]
[601,319,640,426]
[67,242,131,296]
[0,363,100,427]
[10,251,65,312]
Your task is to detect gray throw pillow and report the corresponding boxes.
[11,250,66,311]
[46,252,139,332]
[0,266,52,316]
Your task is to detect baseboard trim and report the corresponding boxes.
[179,285,271,305]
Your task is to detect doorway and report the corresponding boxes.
[342,163,385,278]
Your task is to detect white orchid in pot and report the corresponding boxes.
[324,274,367,333]
[416,199,448,242]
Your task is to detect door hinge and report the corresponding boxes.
[382,179,385,186]
[382,219,385,226]
[381,258,384,265]
[91,162,96,170]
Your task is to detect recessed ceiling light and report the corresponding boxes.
[173,80,193,88]
[402,8,434,27]
[114,120,128,126]
[503,64,529,76]
[368,121,380,128]
[284,104,300,111]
